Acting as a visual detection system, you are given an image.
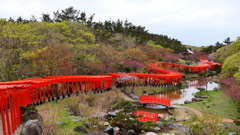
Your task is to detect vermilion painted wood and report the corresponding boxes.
[140,95,171,107]
[0,60,222,135]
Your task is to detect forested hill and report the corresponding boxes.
[0,7,186,81]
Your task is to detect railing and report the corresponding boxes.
[140,95,171,107]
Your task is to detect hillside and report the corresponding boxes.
[0,7,186,81]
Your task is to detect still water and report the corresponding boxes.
[158,79,220,104]
[137,79,220,115]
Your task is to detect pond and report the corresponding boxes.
[134,79,221,119]
[169,79,220,104]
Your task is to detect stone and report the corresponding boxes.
[194,94,201,98]
[20,120,43,135]
[71,119,81,122]
[55,121,65,125]
[68,110,75,115]
[150,127,161,132]
[125,129,138,135]
[145,132,157,135]
[84,122,90,128]
[113,127,120,135]
[103,126,114,135]
[229,133,236,135]
[218,123,224,126]
[184,100,192,104]
[191,97,203,102]
[21,110,43,124]
[107,112,117,117]
[201,95,208,99]
[103,122,110,126]
[74,116,82,119]
[168,123,189,133]
[174,133,183,135]
[88,132,108,135]
[156,121,164,126]
[73,126,88,134]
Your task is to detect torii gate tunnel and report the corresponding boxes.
[0,60,222,135]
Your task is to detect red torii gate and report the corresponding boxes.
[200,59,222,70]
[0,60,223,135]
[0,75,113,135]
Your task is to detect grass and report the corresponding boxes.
[36,89,123,135]
[36,99,86,135]
[181,90,239,120]
[125,86,177,97]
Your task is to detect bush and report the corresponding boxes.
[184,67,190,74]
[214,64,221,74]
[196,87,205,92]
[177,82,186,88]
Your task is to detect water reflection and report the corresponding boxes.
[156,79,220,104]
[138,79,220,117]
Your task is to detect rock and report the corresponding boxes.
[201,95,208,99]
[74,116,82,119]
[168,123,189,133]
[174,133,183,135]
[88,132,108,135]
[125,129,138,135]
[229,132,236,135]
[21,110,43,124]
[150,127,161,132]
[145,132,157,135]
[194,94,201,98]
[103,126,114,135]
[103,122,110,126]
[20,120,43,135]
[107,112,117,117]
[55,121,65,125]
[73,126,88,134]
[218,123,224,126]
[156,121,164,126]
[84,122,90,128]
[184,100,192,104]
[71,119,81,122]
[191,97,203,102]
[113,127,120,135]
[68,110,75,115]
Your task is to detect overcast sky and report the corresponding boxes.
[1,0,239,46]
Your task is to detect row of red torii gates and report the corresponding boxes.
[0,60,222,134]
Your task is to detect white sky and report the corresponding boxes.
[0,0,239,46]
